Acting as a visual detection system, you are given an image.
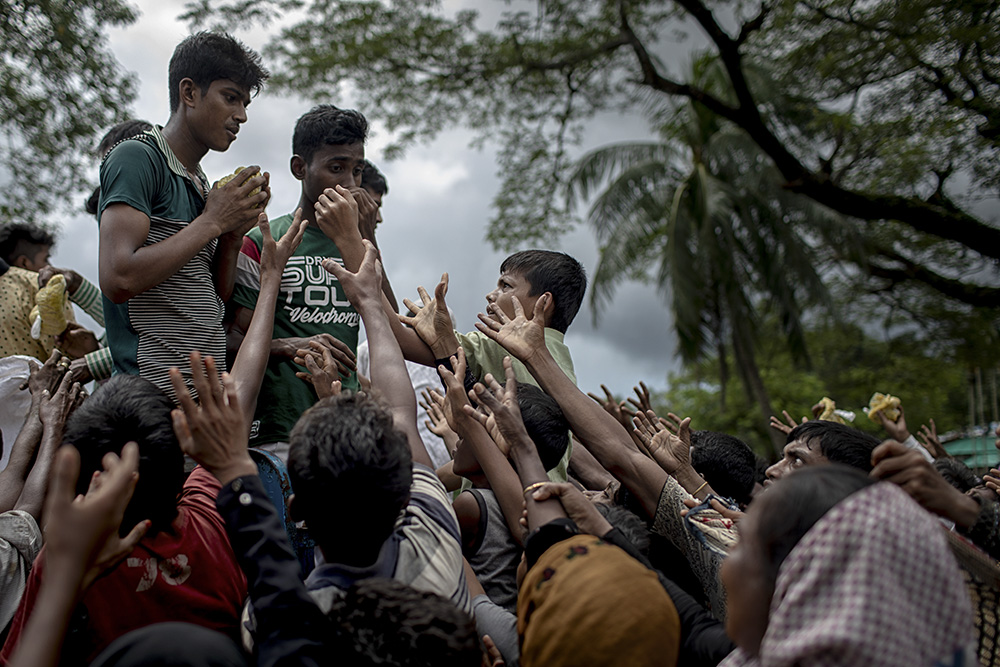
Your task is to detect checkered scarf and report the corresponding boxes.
[721,482,977,667]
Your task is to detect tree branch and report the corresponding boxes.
[736,3,770,46]
[867,249,1000,308]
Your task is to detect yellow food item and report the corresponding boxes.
[867,392,901,423]
[816,397,845,424]
[215,167,261,204]
[30,274,69,337]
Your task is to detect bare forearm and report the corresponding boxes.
[231,272,281,422]
[100,223,220,303]
[524,352,665,516]
[509,440,567,530]
[7,567,83,667]
[213,235,244,302]
[14,432,61,521]
[454,420,528,546]
[0,411,43,513]
[356,298,433,467]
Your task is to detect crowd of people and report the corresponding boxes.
[0,30,994,667]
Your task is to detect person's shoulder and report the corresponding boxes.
[4,267,39,291]
[103,136,159,165]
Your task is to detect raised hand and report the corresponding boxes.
[917,418,947,458]
[44,442,149,593]
[314,185,359,242]
[587,384,633,430]
[21,350,68,396]
[876,403,910,443]
[294,343,345,399]
[291,335,356,377]
[769,409,807,435]
[399,274,458,358]
[38,373,84,439]
[436,347,476,433]
[528,482,613,537]
[626,381,654,414]
[37,266,82,294]
[633,411,692,475]
[348,186,379,240]
[465,357,531,451]
[419,388,460,454]
[321,239,382,309]
[474,294,549,365]
[169,352,256,485]
[259,208,307,279]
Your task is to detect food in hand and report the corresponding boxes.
[815,397,845,424]
[216,167,261,205]
[30,274,69,338]
[866,392,901,423]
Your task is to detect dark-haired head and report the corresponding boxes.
[62,375,183,533]
[292,105,368,165]
[690,430,757,506]
[934,458,980,493]
[168,32,268,114]
[0,223,55,270]
[326,578,480,666]
[786,420,879,472]
[360,160,388,196]
[596,503,650,555]
[288,393,411,566]
[499,250,586,333]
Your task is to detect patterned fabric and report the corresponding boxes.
[719,482,977,667]
[963,494,1000,561]
[305,464,471,615]
[0,510,42,631]
[98,126,223,402]
[233,215,359,447]
[653,475,730,620]
[0,266,74,360]
[517,534,680,667]
[947,530,1000,666]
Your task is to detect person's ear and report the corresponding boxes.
[290,155,306,181]
[537,291,555,326]
[12,255,30,270]
[177,77,199,111]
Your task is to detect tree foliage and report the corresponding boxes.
[1,0,139,225]
[657,317,971,459]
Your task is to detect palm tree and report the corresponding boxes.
[566,58,846,456]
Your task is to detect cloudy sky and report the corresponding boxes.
[56,0,697,398]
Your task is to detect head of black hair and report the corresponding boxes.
[596,503,650,556]
[499,250,587,333]
[690,430,757,506]
[168,31,268,114]
[753,464,876,583]
[326,578,480,666]
[62,375,183,533]
[753,454,769,486]
[292,105,369,164]
[515,383,570,472]
[288,393,411,565]
[0,223,56,266]
[786,420,880,473]
[360,159,388,196]
[934,458,980,493]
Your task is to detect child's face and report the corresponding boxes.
[297,142,365,205]
[485,271,539,323]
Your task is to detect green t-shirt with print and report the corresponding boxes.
[232,214,360,446]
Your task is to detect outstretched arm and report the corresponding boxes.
[322,240,433,468]
[475,296,668,518]
[227,210,307,424]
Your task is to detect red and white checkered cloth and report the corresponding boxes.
[721,481,977,666]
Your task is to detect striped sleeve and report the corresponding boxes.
[70,278,104,327]
[84,347,114,381]
[394,464,472,614]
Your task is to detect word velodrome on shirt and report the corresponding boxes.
[281,255,361,326]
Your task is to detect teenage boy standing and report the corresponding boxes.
[98,32,269,399]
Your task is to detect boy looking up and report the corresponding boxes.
[230,105,391,458]
[98,32,269,399]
